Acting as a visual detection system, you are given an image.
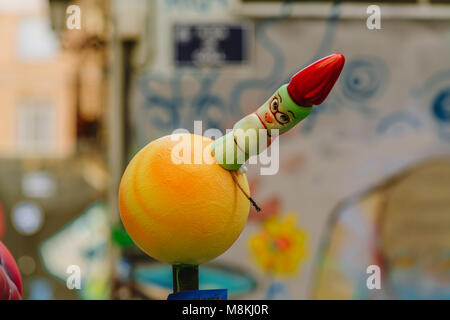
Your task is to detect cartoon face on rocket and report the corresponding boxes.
[255,53,346,136]
[255,84,312,136]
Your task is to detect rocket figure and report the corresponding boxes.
[212,53,345,171]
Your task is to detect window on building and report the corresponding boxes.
[17,100,55,153]
[17,17,59,62]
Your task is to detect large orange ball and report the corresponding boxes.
[119,133,250,265]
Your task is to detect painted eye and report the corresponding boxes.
[275,112,290,124]
[270,98,279,113]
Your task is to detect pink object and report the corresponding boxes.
[0,203,4,239]
[287,53,345,107]
[0,241,22,300]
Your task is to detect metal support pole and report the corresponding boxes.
[172,264,199,293]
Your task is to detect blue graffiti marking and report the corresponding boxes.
[190,71,226,131]
[432,88,450,123]
[312,3,342,62]
[340,57,388,102]
[409,70,450,143]
[412,69,450,97]
[137,69,227,144]
[138,73,182,132]
[432,87,450,143]
[228,19,286,118]
[376,111,422,135]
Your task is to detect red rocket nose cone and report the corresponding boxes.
[287,53,345,107]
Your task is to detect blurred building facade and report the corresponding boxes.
[0,0,109,300]
[0,3,76,158]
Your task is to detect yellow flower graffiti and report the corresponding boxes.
[248,213,309,277]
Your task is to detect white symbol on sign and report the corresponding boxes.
[193,26,228,66]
